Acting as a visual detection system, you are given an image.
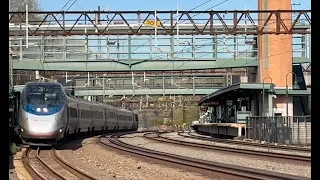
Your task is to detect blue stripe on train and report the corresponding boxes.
[23,104,63,116]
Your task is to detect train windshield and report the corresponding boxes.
[22,84,66,106]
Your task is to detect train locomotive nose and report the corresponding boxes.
[21,117,65,139]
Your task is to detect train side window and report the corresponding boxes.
[93,111,103,119]
[127,116,132,121]
[119,115,126,121]
[109,112,116,119]
[135,114,139,121]
[81,110,91,119]
[69,107,77,118]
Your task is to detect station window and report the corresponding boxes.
[153,78,163,87]
[123,79,131,86]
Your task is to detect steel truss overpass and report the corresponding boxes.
[9,10,311,71]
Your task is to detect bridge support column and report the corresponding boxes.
[258,0,293,116]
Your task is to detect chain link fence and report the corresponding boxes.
[246,116,311,146]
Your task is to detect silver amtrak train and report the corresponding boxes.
[18,82,139,146]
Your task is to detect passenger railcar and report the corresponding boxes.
[18,82,138,146]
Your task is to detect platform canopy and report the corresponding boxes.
[198,83,311,106]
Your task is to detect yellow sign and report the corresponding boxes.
[144,20,161,27]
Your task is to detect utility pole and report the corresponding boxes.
[9,42,13,96]
[9,39,16,146]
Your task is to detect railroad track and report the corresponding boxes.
[143,132,310,165]
[179,131,311,153]
[99,134,310,180]
[22,147,97,180]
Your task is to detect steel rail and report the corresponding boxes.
[99,135,310,180]
[144,132,310,164]
[180,131,311,152]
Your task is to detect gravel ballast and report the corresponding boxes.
[165,132,311,157]
[120,133,311,178]
[57,137,217,180]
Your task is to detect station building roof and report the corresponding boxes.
[198,83,311,106]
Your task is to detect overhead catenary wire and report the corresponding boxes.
[171,45,310,71]
[110,36,305,91]
[117,34,304,71]
[121,0,230,60]
[120,7,309,61]
[107,0,219,71]
[127,0,214,43]
[30,0,78,73]
[113,0,230,71]
[15,1,310,77]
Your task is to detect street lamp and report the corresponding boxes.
[262,76,274,116]
[285,72,300,117]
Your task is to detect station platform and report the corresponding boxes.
[192,123,246,138]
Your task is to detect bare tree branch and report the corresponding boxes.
[9,0,39,11]
[9,0,41,23]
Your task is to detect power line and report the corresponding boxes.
[108,0,219,71]
[117,35,303,71]
[41,0,79,71]
[127,0,214,43]
[121,6,311,61]
[121,0,230,60]
[171,45,310,71]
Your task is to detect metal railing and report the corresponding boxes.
[246,116,311,146]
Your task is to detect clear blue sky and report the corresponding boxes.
[39,0,310,11]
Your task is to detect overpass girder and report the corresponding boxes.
[9,10,311,36]
[12,57,310,71]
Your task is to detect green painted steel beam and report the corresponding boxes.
[12,57,310,71]
[73,75,224,80]
[74,88,219,96]
[292,57,311,64]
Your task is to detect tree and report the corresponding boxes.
[9,0,41,23]
[9,0,40,12]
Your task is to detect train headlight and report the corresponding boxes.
[59,129,63,133]
[43,108,48,112]
[36,108,41,112]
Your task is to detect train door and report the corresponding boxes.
[126,113,131,130]
[76,103,80,132]
[104,108,108,131]
[78,104,92,132]
[129,113,134,130]
[90,106,94,132]
[108,110,116,130]
[134,114,139,129]
[116,113,119,130]
[67,102,79,135]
